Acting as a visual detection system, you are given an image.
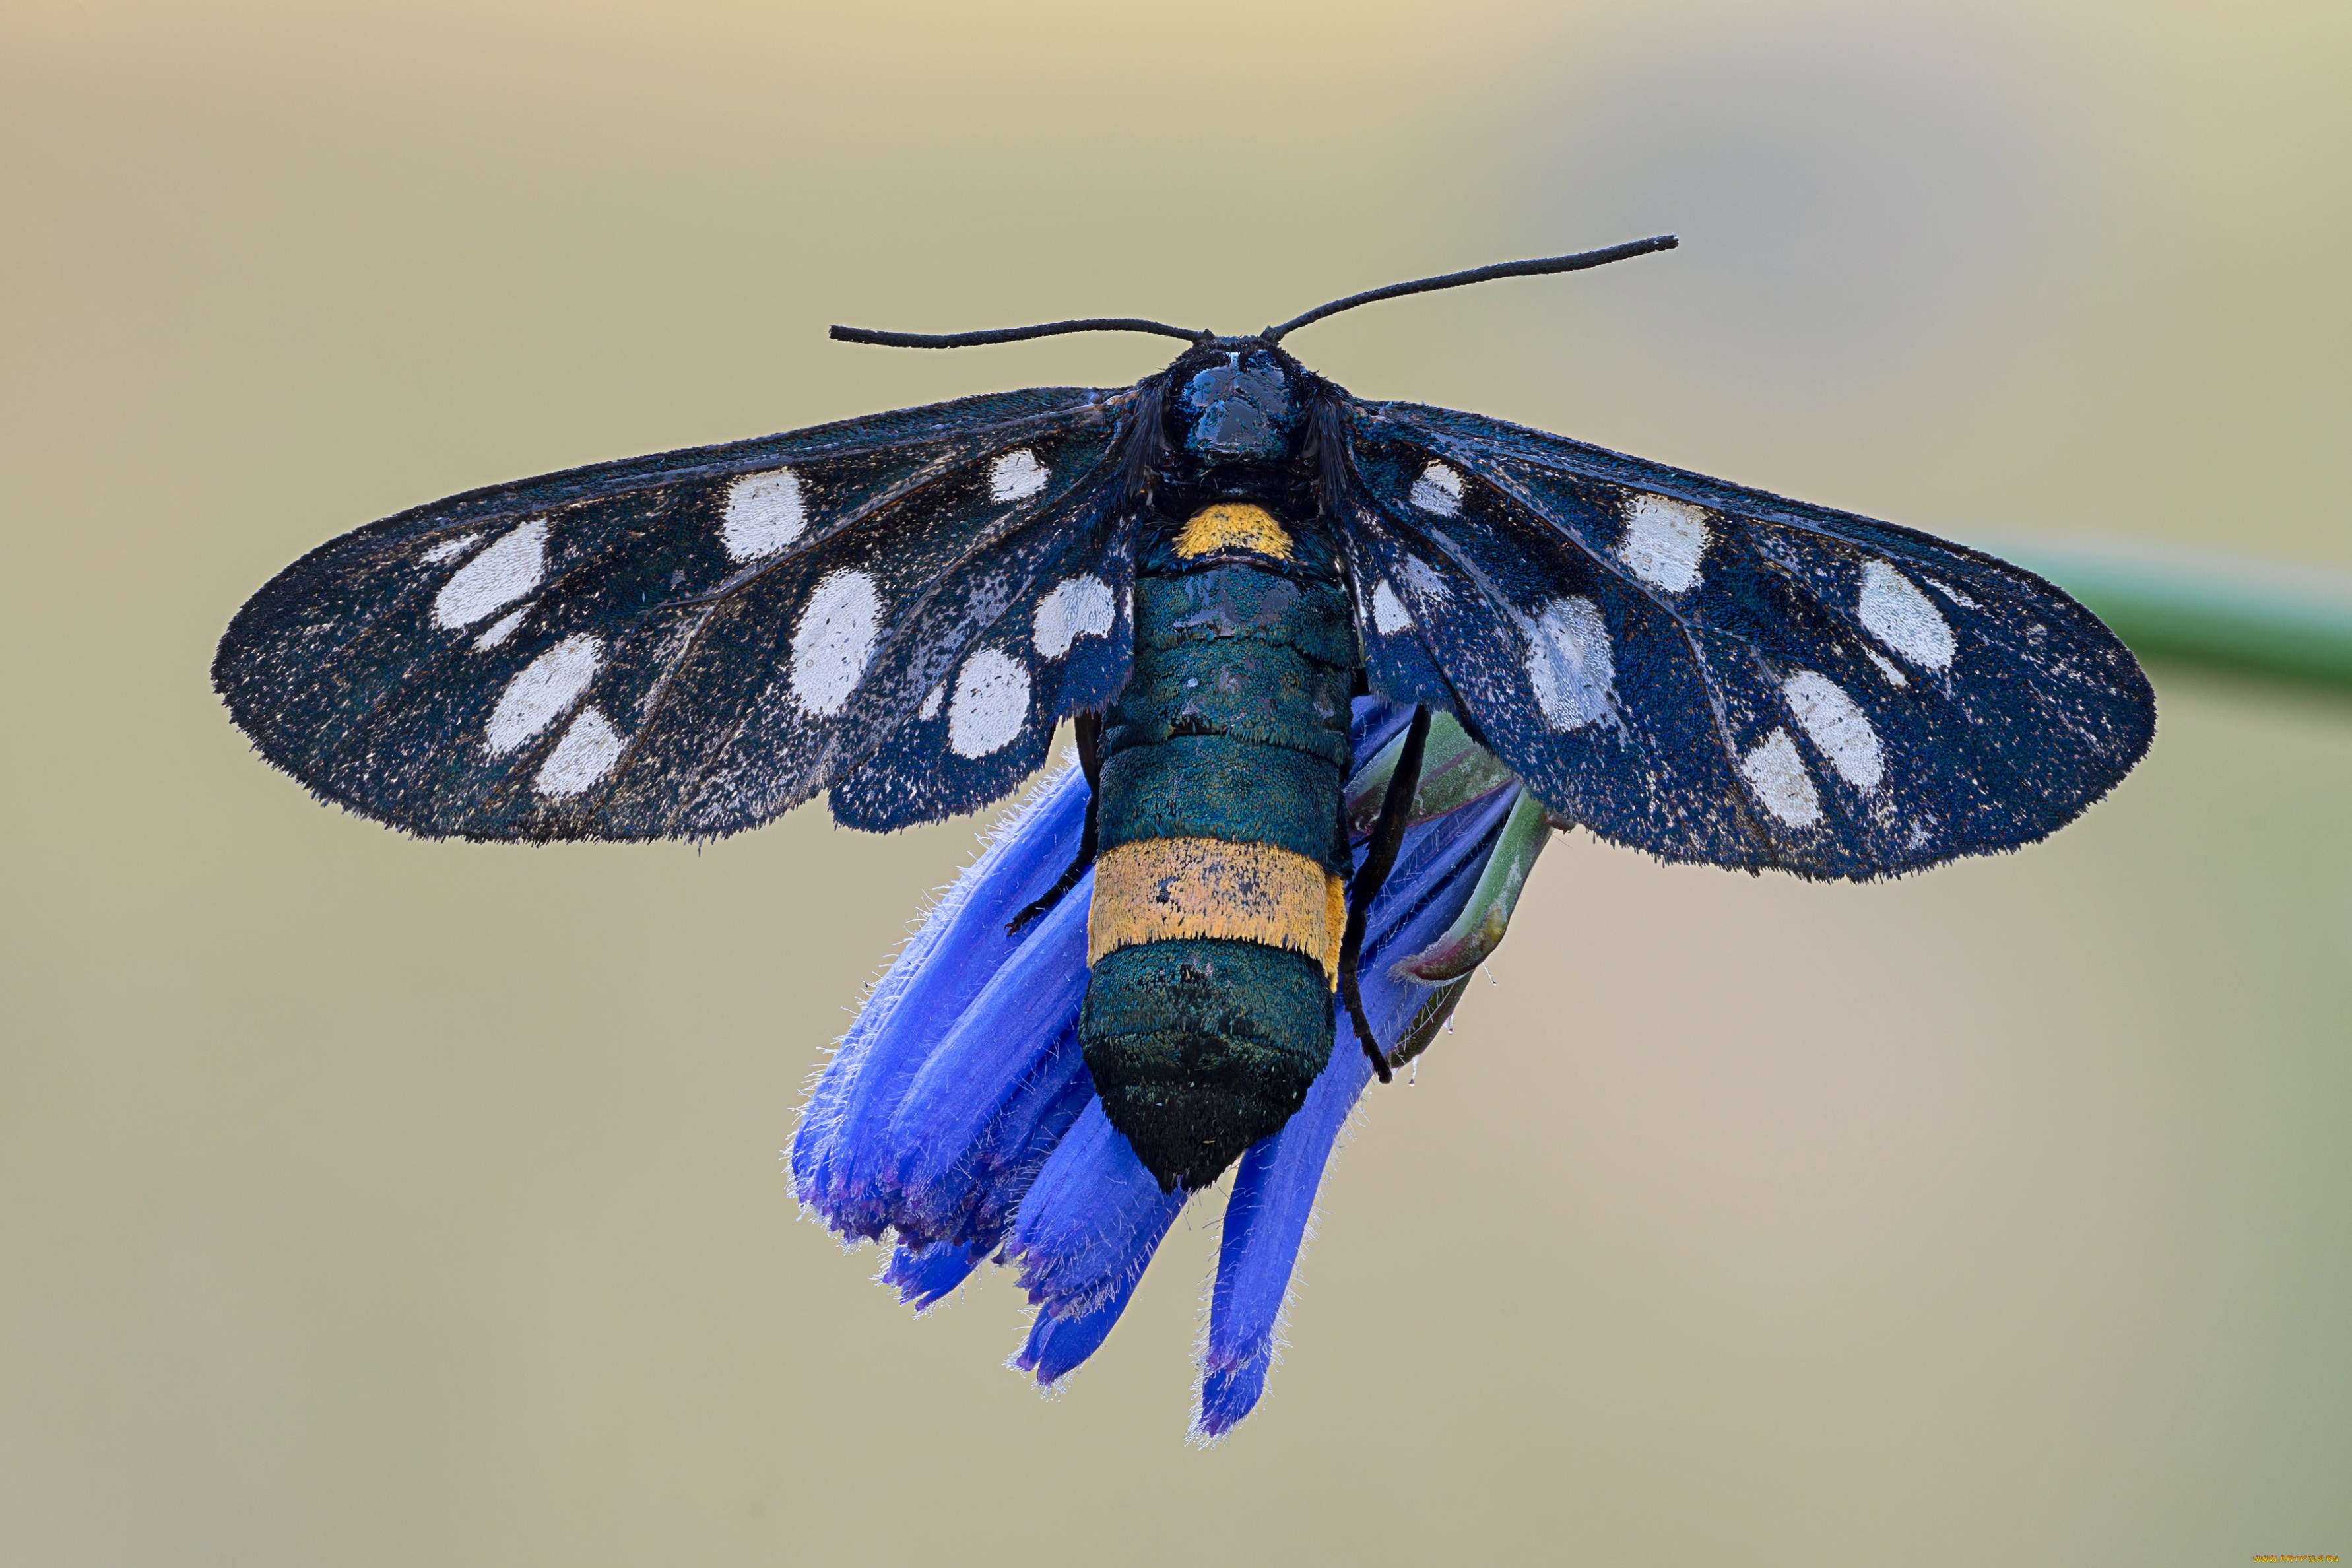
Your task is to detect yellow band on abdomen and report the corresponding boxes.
[1089,836,1346,987]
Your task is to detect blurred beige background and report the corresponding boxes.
[5,0,2347,1563]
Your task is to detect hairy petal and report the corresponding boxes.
[1007,1103,1186,1333]
[876,900,1092,1247]
[1011,1265,1150,1387]
[793,764,1088,1242]
[881,1239,987,1311]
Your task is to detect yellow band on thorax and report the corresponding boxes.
[1089,836,1346,987]
[1175,502,1293,562]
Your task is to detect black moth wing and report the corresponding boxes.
[215,386,1140,841]
[1339,399,2156,879]
[824,495,1136,832]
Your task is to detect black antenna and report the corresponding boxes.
[829,317,1208,350]
[826,234,1676,350]
[1262,235,1678,342]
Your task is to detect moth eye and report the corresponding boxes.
[535,706,625,797]
[946,648,1029,759]
[722,468,807,560]
[486,633,603,756]
[1371,581,1411,634]
[1858,559,1956,671]
[989,449,1049,503]
[1408,462,1463,516]
[1781,671,1883,791]
[1032,574,1116,658]
[1738,727,1823,827]
[434,519,549,630]
[789,569,882,718]
[1617,496,1711,593]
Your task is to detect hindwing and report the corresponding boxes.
[215,387,1136,840]
[1339,399,2155,879]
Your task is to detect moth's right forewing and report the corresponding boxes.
[214,387,1128,840]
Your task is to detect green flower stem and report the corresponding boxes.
[1344,710,1519,837]
[1387,787,1557,985]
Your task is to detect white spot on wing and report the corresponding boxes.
[1740,728,1822,826]
[486,633,603,756]
[1033,574,1115,659]
[789,569,880,717]
[722,468,806,560]
[1926,576,1980,609]
[1524,597,1616,731]
[948,648,1029,758]
[1862,647,1908,688]
[473,606,527,650]
[1409,463,1463,516]
[989,449,1049,502]
[1399,557,1449,600]
[1617,496,1711,593]
[1859,559,1955,670]
[435,519,548,630]
[1371,581,1412,634]
[1782,671,1884,791]
[535,705,625,796]
[919,683,944,721]
[422,533,483,566]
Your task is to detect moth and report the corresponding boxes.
[215,238,2156,1195]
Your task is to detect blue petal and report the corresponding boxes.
[1196,1039,1369,1439]
[1196,1358,1270,1439]
[1195,782,1524,1439]
[880,1239,986,1311]
[872,892,1092,1243]
[1008,1101,1185,1328]
[792,765,1090,1244]
[1352,695,1419,764]
[1010,1263,1149,1387]
[903,1029,1096,1257]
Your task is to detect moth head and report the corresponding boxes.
[1167,339,1309,464]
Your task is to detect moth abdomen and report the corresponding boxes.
[1080,937,1334,1193]
[1079,504,1358,1192]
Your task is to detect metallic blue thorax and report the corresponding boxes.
[1174,345,1307,464]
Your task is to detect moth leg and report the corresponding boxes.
[1340,705,1432,1084]
[1008,711,1103,936]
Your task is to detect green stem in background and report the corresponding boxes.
[1995,540,2352,697]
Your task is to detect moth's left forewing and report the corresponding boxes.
[1340,400,2155,878]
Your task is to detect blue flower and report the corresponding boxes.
[791,699,1536,1439]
